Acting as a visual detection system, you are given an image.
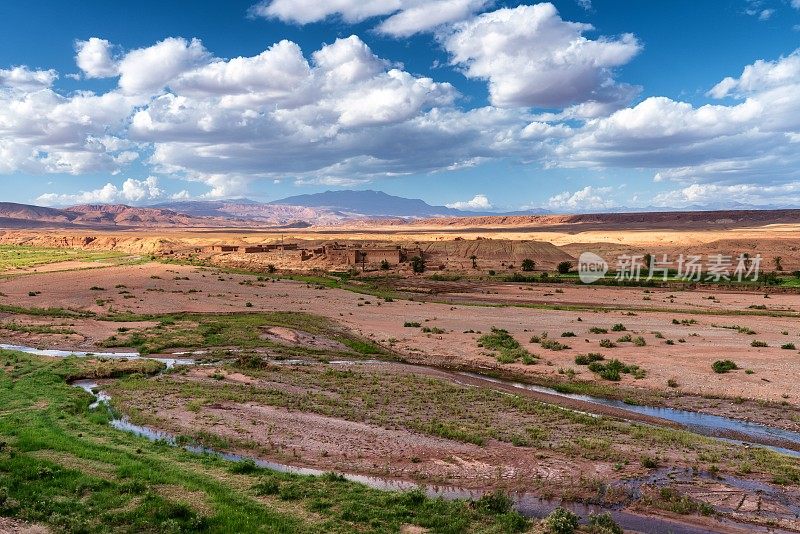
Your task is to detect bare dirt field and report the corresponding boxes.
[3,261,800,406]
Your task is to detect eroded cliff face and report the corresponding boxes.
[0,231,178,255]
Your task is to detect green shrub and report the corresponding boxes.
[479,328,520,351]
[781,343,796,350]
[751,340,768,347]
[641,456,660,468]
[422,326,446,334]
[575,353,604,365]
[587,359,644,381]
[475,490,513,514]
[556,261,573,275]
[611,323,626,332]
[403,321,421,327]
[541,338,570,351]
[588,512,622,534]
[589,327,608,334]
[480,328,537,364]
[599,339,616,348]
[543,507,579,534]
[712,360,738,373]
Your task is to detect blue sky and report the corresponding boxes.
[1,0,799,211]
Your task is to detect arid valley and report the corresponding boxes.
[2,207,800,533]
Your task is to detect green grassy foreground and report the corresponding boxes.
[0,350,528,533]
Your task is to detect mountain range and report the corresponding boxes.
[2,190,800,229]
[155,190,549,220]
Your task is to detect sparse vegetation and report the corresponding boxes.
[556,261,573,274]
[712,360,738,373]
[479,328,537,363]
[574,353,604,365]
[587,359,646,381]
[410,256,426,273]
[542,507,579,534]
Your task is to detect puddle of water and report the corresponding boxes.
[1,343,194,369]
[71,379,110,409]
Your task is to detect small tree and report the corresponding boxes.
[774,256,783,271]
[557,261,573,274]
[380,259,390,270]
[266,264,276,274]
[411,256,426,274]
[469,255,478,269]
[521,258,535,272]
[642,253,652,271]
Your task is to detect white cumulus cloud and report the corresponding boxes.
[443,3,641,108]
[249,0,491,36]
[446,193,492,210]
[117,37,209,94]
[547,186,614,211]
[37,177,165,206]
[0,66,57,89]
[75,38,118,78]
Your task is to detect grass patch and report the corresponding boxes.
[99,312,385,359]
[0,322,77,335]
[0,245,127,272]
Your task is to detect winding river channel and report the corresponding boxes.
[6,343,800,533]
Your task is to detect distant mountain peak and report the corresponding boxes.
[269,189,501,217]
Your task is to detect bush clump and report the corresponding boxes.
[479,328,537,365]
[574,353,604,365]
[587,359,645,381]
[588,512,623,534]
[712,360,738,373]
[542,507,579,534]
